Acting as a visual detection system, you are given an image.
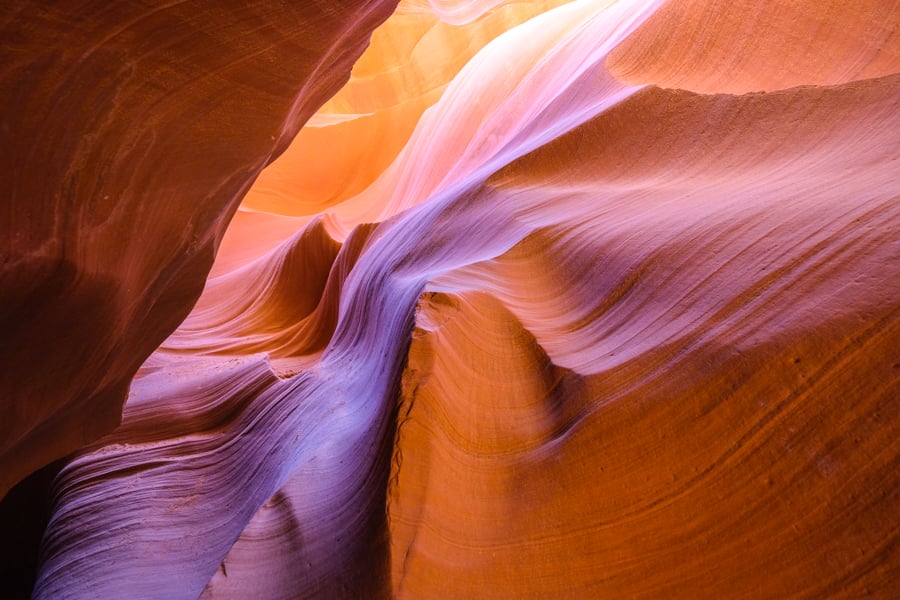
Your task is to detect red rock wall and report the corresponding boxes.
[0,0,399,497]
[2,0,897,598]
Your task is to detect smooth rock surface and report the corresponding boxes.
[2,0,897,598]
[0,0,398,497]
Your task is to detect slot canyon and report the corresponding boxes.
[1,1,898,598]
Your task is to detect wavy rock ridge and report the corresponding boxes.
[1,0,898,598]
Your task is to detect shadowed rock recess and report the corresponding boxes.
[1,1,897,598]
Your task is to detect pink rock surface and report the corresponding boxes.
[2,0,898,598]
[0,0,398,497]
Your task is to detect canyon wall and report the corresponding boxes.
[2,0,897,597]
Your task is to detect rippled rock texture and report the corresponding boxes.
[2,0,898,598]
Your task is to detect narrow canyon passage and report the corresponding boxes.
[2,1,898,598]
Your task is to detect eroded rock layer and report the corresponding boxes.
[1,0,897,598]
[0,0,399,497]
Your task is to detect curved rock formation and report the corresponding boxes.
[239,0,573,218]
[606,0,900,93]
[390,73,900,596]
[0,0,399,497]
[2,0,897,597]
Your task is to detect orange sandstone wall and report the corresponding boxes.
[1,0,897,598]
[0,0,398,497]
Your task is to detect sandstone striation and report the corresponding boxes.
[1,0,897,598]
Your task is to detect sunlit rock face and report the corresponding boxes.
[1,0,897,598]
